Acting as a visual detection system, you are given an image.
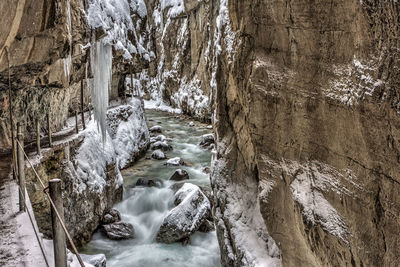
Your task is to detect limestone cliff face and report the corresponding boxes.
[211,0,400,266]
[134,0,215,121]
[0,0,91,151]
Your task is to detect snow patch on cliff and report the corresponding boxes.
[211,158,281,267]
[326,56,385,106]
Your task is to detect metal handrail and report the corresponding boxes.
[16,139,85,267]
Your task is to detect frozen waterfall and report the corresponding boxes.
[90,40,113,142]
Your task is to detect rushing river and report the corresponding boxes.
[80,110,221,267]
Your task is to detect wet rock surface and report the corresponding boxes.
[135,178,156,187]
[169,169,189,181]
[101,209,121,225]
[151,141,172,151]
[102,221,134,240]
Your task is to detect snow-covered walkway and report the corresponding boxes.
[0,156,48,267]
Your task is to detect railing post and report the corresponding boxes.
[64,143,70,161]
[36,119,40,155]
[13,130,17,179]
[130,64,134,97]
[17,122,25,212]
[80,80,85,130]
[49,179,67,267]
[75,111,79,134]
[47,113,52,147]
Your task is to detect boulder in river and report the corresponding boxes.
[80,253,107,267]
[155,135,167,141]
[165,157,185,166]
[152,150,166,160]
[170,169,189,181]
[156,183,211,243]
[189,122,195,127]
[199,133,214,149]
[102,221,134,240]
[101,209,121,225]
[151,141,173,151]
[150,125,163,133]
[136,178,157,187]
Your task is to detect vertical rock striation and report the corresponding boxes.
[211,0,400,266]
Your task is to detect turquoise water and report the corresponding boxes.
[80,110,220,267]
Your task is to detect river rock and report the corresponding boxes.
[156,183,211,243]
[155,135,167,141]
[150,125,163,133]
[152,150,166,160]
[102,221,134,240]
[136,178,156,187]
[199,133,214,148]
[170,169,189,181]
[165,157,184,166]
[81,254,107,267]
[189,122,195,127]
[101,209,121,225]
[151,141,172,151]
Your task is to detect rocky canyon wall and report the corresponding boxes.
[211,0,400,266]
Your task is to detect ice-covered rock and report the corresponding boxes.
[152,150,166,160]
[150,125,163,133]
[170,169,189,181]
[101,209,121,225]
[156,183,211,243]
[189,122,195,127]
[151,141,172,151]
[135,178,156,187]
[102,221,134,240]
[165,157,184,166]
[80,254,107,267]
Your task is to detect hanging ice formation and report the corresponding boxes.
[90,40,113,142]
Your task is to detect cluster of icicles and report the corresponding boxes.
[89,40,113,142]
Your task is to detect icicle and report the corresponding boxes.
[90,40,113,143]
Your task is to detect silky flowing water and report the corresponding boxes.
[80,110,221,267]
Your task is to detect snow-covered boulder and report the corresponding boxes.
[155,134,167,141]
[152,150,166,160]
[199,133,214,149]
[102,221,134,240]
[150,125,163,133]
[170,169,189,181]
[156,183,211,243]
[151,141,172,151]
[165,157,184,166]
[80,254,107,267]
[189,122,195,127]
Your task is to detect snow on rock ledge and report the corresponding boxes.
[75,97,150,192]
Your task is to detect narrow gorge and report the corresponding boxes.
[0,0,399,267]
